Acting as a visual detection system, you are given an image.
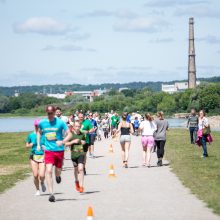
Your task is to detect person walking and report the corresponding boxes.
[154,111,169,167]
[26,119,46,196]
[111,112,120,137]
[139,113,157,168]
[197,110,212,158]
[102,113,110,139]
[63,121,86,193]
[187,108,199,144]
[116,113,134,168]
[37,105,68,202]
[133,116,140,136]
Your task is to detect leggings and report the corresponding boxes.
[155,140,166,159]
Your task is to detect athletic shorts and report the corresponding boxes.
[83,143,90,153]
[44,150,64,168]
[141,136,155,148]
[89,135,96,145]
[120,135,131,144]
[29,154,44,163]
[72,154,85,167]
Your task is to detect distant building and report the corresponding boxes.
[162,81,200,93]
[119,87,130,92]
[47,93,66,99]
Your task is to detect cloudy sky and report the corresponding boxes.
[0,0,220,86]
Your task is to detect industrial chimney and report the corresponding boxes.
[188,17,196,89]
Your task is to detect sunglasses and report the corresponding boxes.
[47,112,54,115]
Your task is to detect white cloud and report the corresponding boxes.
[149,38,174,43]
[174,6,220,18]
[13,17,71,35]
[144,0,209,8]
[113,17,169,33]
[42,44,96,52]
[197,35,220,44]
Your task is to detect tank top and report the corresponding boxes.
[121,122,130,135]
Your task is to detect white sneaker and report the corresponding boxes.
[35,190,40,196]
[41,182,46,192]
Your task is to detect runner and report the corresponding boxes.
[25,119,46,196]
[78,112,94,175]
[37,105,68,202]
[133,116,140,136]
[139,113,157,168]
[55,107,68,124]
[63,121,86,193]
[187,108,199,144]
[88,112,98,158]
[116,112,134,168]
[154,111,169,167]
[111,112,120,137]
[102,113,110,139]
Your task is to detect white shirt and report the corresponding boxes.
[57,115,68,124]
[140,120,157,136]
[198,117,208,130]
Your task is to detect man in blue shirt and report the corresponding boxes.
[37,105,68,202]
[88,112,97,158]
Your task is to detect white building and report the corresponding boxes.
[161,84,178,94]
[47,93,66,99]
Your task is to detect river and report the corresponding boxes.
[0,117,188,133]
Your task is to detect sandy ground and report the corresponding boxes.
[0,135,219,220]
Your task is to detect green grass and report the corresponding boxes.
[0,132,30,193]
[166,129,220,215]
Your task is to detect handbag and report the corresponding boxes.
[202,126,211,135]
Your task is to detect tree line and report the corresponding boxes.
[1,83,219,116]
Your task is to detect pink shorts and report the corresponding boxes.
[44,150,64,169]
[141,136,155,148]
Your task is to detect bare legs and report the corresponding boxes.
[142,146,152,167]
[121,142,131,167]
[30,160,45,192]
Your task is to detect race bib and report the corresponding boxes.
[33,154,44,163]
[45,132,57,141]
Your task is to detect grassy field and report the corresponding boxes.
[166,129,220,215]
[0,132,30,193]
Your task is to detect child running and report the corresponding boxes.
[26,119,46,196]
[63,121,86,193]
[139,113,157,168]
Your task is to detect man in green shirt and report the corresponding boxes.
[78,112,94,175]
[111,112,120,136]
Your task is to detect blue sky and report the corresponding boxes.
[0,0,220,86]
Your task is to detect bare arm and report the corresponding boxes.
[37,129,41,151]
[130,123,134,134]
[26,143,33,148]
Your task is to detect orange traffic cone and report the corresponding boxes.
[108,164,116,177]
[109,144,114,153]
[87,206,94,220]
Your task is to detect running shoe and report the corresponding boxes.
[35,190,40,196]
[56,176,62,184]
[75,181,80,192]
[79,187,84,193]
[49,194,55,202]
[41,182,46,192]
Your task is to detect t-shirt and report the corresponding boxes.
[198,117,208,130]
[134,119,140,128]
[102,118,110,129]
[70,131,86,159]
[89,119,97,136]
[56,115,68,124]
[140,120,157,136]
[26,132,44,155]
[187,115,199,128]
[81,119,93,144]
[111,115,120,127]
[126,115,131,123]
[39,118,68,152]
[154,119,169,140]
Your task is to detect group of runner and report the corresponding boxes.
[25,106,174,202]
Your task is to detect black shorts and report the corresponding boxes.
[71,154,85,167]
[83,143,90,153]
[89,135,96,145]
